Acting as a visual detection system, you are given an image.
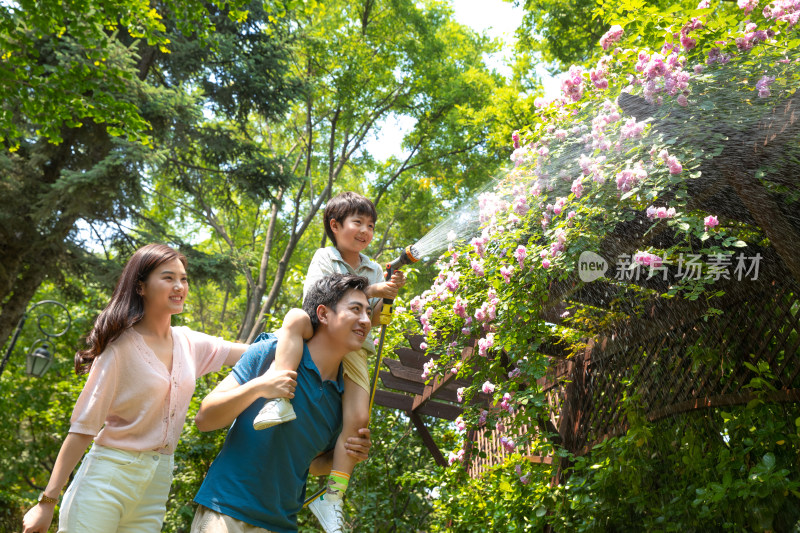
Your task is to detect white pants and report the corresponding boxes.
[58,443,174,533]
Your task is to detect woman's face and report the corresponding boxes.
[139,258,188,316]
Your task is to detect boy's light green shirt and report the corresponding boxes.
[303,247,384,354]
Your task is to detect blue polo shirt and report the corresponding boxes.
[194,333,344,532]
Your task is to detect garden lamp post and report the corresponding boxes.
[0,300,72,378]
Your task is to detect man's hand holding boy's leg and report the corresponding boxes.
[344,428,372,463]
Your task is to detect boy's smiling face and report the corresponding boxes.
[331,213,374,255]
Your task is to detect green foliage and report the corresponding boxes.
[421,401,800,531]
[0,282,104,525]
[550,402,800,531]
[427,457,554,531]
[0,0,301,358]
[0,0,246,146]
[513,0,607,73]
[141,0,508,343]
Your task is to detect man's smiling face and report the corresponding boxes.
[323,288,371,353]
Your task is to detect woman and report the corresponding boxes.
[21,244,287,532]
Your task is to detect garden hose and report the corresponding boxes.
[368,245,419,417]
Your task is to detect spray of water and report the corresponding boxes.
[407,144,591,261]
[402,49,800,271]
[410,179,496,259]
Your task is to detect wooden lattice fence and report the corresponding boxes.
[372,279,799,480]
[554,280,800,459]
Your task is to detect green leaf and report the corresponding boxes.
[743,362,759,373]
[746,398,763,410]
[762,453,776,471]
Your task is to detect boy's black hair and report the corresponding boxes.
[323,192,378,247]
[303,273,369,332]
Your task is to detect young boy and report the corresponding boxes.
[253,192,405,533]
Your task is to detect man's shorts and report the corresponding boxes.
[191,505,276,533]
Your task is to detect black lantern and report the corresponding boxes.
[0,300,71,378]
[26,342,55,378]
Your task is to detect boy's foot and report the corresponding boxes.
[309,494,344,533]
[253,398,296,430]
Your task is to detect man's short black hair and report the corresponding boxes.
[323,192,378,247]
[303,273,370,332]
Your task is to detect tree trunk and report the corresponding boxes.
[236,189,285,342]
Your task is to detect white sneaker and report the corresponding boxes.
[309,494,344,533]
[253,398,296,430]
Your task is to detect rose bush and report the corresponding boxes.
[395,0,800,527]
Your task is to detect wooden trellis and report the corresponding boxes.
[371,335,471,466]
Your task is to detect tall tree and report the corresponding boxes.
[150,0,507,342]
[0,0,301,352]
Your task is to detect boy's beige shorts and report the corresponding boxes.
[342,347,370,391]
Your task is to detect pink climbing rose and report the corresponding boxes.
[599,24,624,50]
[452,296,467,318]
[756,75,775,97]
[705,215,720,229]
[633,251,663,267]
[478,333,495,357]
[448,448,465,465]
[561,65,584,102]
[514,245,527,267]
[482,381,495,394]
[667,155,683,174]
[646,205,677,219]
[571,178,584,198]
[738,0,758,14]
[500,265,514,283]
[471,235,488,256]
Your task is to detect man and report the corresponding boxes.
[191,274,373,533]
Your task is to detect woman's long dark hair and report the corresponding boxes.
[74,244,187,375]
